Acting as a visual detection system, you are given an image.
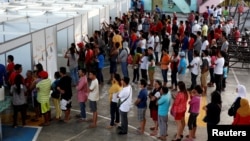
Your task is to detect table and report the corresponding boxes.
[0,96,12,141]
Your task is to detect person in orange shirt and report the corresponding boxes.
[160,49,171,87]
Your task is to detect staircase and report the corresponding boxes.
[199,0,225,13]
[172,0,190,13]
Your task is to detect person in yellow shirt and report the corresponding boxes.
[202,21,208,38]
[112,30,123,49]
[160,49,171,87]
[107,73,122,128]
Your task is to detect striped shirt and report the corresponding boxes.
[36,78,51,103]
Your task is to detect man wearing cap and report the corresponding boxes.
[178,51,187,82]
[36,71,51,126]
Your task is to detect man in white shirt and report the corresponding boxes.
[88,71,99,128]
[147,31,155,49]
[154,32,160,64]
[201,36,209,52]
[187,50,201,90]
[117,77,132,135]
[214,50,225,92]
[192,20,201,35]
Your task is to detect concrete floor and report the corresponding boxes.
[35,62,250,141]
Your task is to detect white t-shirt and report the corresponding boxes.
[140,56,148,70]
[154,35,160,52]
[190,56,201,75]
[147,35,155,49]
[88,78,99,101]
[112,91,120,103]
[192,24,201,35]
[118,85,132,112]
[140,39,146,50]
[138,24,142,31]
[214,57,225,75]
[201,40,209,51]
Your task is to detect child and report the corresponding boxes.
[11,74,27,128]
[88,71,99,128]
[76,68,89,122]
[51,71,62,120]
[222,61,228,91]
[186,85,203,141]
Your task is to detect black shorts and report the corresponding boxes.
[89,100,97,112]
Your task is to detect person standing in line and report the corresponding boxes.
[154,32,160,65]
[157,86,171,141]
[6,55,14,87]
[11,74,27,128]
[214,50,225,92]
[171,81,189,141]
[187,50,201,90]
[64,43,79,86]
[76,68,89,122]
[57,67,72,123]
[178,51,187,83]
[200,50,210,95]
[134,79,148,135]
[140,49,148,81]
[170,51,179,91]
[51,71,62,121]
[148,80,162,136]
[132,47,142,84]
[97,48,104,85]
[203,91,222,141]
[87,71,99,128]
[117,77,132,135]
[147,47,156,89]
[107,73,122,128]
[36,71,51,126]
[160,49,171,87]
[186,85,203,141]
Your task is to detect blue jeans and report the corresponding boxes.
[121,62,128,77]
[79,102,86,118]
[154,52,159,64]
[188,50,193,64]
[161,69,168,83]
[70,67,78,85]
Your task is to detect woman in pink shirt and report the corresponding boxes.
[186,85,203,141]
[171,81,189,141]
[76,68,89,121]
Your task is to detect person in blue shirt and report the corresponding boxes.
[97,48,104,85]
[0,63,7,88]
[134,79,148,135]
[222,61,228,91]
[181,32,189,53]
[157,86,171,140]
[178,51,187,82]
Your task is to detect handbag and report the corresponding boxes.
[117,88,131,108]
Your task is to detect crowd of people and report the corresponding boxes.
[1,3,250,141]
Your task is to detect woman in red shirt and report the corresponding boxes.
[171,81,189,141]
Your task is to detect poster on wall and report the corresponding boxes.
[82,14,88,43]
[45,26,57,80]
[32,30,47,71]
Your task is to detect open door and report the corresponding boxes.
[152,0,163,12]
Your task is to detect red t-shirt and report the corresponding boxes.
[7,62,14,74]
[156,21,163,32]
[166,24,172,34]
[188,38,195,50]
[85,49,94,64]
